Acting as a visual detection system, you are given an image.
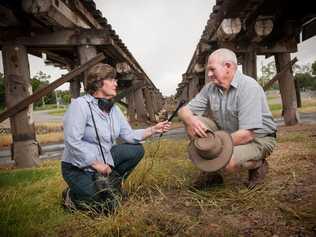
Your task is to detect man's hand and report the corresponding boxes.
[91,160,112,176]
[186,116,208,138]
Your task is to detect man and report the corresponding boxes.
[178,48,277,189]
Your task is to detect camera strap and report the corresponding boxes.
[87,101,108,165]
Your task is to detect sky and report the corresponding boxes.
[0,0,315,96]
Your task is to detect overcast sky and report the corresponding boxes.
[0,0,315,96]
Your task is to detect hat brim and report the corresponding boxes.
[188,131,233,172]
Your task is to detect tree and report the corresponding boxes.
[58,90,71,105]
[31,71,56,107]
[259,61,278,89]
[294,61,316,90]
[312,61,316,76]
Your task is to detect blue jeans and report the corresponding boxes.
[61,143,144,208]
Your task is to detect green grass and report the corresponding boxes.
[0,163,69,237]
[1,127,316,236]
[269,103,282,111]
[269,98,316,118]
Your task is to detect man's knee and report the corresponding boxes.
[224,157,240,173]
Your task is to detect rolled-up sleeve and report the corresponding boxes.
[187,83,210,115]
[63,99,96,168]
[116,108,145,143]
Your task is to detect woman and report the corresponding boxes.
[61,63,170,213]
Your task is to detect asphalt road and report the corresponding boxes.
[0,110,64,129]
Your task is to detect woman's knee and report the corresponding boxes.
[135,143,145,159]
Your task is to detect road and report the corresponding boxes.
[0,109,64,129]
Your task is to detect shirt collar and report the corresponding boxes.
[230,70,241,89]
[84,94,98,104]
[215,70,241,94]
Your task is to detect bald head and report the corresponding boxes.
[206,48,238,90]
[209,48,237,66]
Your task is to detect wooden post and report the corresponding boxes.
[70,74,81,99]
[70,62,80,99]
[78,45,97,90]
[157,91,163,111]
[156,91,163,111]
[143,87,156,122]
[275,53,298,125]
[188,75,200,100]
[126,93,136,122]
[242,51,257,80]
[150,89,158,114]
[133,80,147,122]
[180,85,189,103]
[294,79,302,108]
[2,44,39,168]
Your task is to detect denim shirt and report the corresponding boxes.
[62,94,145,169]
[187,70,276,136]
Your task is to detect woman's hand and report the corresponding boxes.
[91,160,112,176]
[152,120,172,134]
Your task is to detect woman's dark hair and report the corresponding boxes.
[86,63,117,94]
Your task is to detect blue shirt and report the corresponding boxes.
[187,70,276,136]
[62,94,145,169]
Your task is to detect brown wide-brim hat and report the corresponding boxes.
[188,117,233,172]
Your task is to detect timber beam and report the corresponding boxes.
[218,39,298,54]
[72,0,103,29]
[213,18,242,41]
[0,29,113,47]
[22,0,90,28]
[0,5,19,27]
[0,53,105,122]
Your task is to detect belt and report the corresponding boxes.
[266,132,277,138]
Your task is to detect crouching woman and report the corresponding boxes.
[61,63,170,214]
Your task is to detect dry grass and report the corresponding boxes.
[1,124,316,236]
[0,132,64,149]
[0,122,63,148]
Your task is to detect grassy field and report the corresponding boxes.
[1,124,316,236]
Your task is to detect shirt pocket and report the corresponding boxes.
[210,99,221,125]
[86,117,112,143]
[226,103,239,131]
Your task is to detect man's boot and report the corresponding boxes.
[247,159,269,189]
[192,171,224,190]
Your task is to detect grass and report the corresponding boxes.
[269,97,316,118]
[1,124,316,236]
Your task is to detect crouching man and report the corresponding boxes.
[178,48,277,189]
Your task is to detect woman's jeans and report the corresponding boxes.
[61,143,144,208]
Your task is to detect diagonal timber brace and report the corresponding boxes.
[0,53,105,122]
